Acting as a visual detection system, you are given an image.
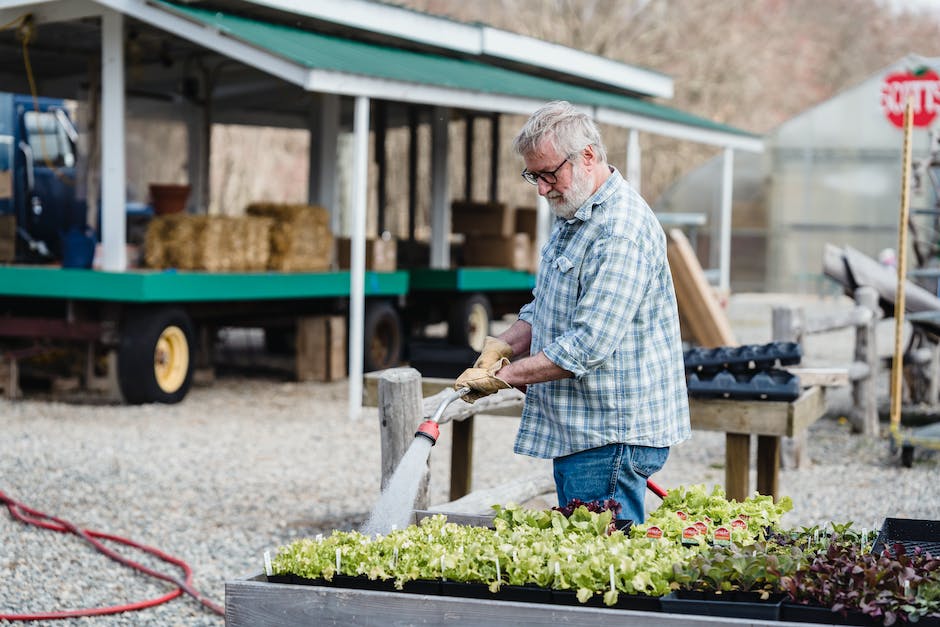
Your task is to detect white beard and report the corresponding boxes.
[546,162,594,219]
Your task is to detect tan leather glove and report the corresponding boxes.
[455,357,511,403]
[474,336,513,369]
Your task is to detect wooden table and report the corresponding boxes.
[688,386,827,502]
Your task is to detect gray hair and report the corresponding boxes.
[512,100,607,164]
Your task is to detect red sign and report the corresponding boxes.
[646,526,663,539]
[881,68,940,128]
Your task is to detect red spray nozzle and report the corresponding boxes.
[415,420,440,445]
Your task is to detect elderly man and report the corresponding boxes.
[455,100,690,524]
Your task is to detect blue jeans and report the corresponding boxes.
[553,443,669,524]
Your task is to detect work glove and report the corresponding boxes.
[474,335,513,370]
[455,357,511,403]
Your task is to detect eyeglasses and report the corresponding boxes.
[521,158,570,186]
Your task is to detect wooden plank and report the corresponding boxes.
[725,433,750,502]
[377,368,427,508]
[689,387,825,437]
[364,372,524,418]
[225,579,778,626]
[689,397,790,436]
[755,435,780,500]
[665,228,736,348]
[450,416,474,501]
[788,386,827,437]
[429,473,556,516]
[786,367,849,388]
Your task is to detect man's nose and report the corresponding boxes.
[537,178,553,195]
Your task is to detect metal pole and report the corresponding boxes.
[627,128,641,194]
[348,95,370,419]
[100,9,126,271]
[718,147,734,292]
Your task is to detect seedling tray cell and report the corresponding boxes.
[872,517,940,556]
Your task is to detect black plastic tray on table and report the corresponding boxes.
[872,517,940,556]
[683,342,802,374]
[660,591,783,620]
[687,368,801,402]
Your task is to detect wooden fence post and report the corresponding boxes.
[377,367,430,510]
[772,305,805,469]
[852,286,880,436]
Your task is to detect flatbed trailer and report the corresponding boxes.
[0,265,409,403]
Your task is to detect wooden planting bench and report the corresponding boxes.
[225,574,810,626]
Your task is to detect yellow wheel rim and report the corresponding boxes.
[154,325,189,393]
[467,303,489,352]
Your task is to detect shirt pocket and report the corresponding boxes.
[550,255,580,306]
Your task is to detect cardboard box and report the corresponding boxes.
[296,315,346,382]
[451,201,515,237]
[462,233,531,271]
[0,170,12,199]
[337,236,397,272]
[0,214,14,262]
[515,206,538,240]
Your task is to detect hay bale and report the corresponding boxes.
[245,203,333,271]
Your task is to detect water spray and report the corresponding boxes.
[414,387,470,445]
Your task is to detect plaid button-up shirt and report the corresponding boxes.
[514,168,691,459]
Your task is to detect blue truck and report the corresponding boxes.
[0,93,87,263]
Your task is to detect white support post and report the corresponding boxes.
[100,9,126,271]
[718,147,734,292]
[309,93,340,229]
[429,106,450,269]
[348,95,370,420]
[626,128,641,194]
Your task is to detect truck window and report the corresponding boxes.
[23,110,75,168]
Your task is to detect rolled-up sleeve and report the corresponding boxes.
[543,235,653,378]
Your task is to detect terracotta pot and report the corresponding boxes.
[149,183,191,215]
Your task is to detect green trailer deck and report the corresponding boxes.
[408,267,535,292]
[0,266,409,302]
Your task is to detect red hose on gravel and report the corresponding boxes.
[0,489,223,621]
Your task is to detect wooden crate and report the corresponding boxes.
[462,234,530,271]
[451,201,515,237]
[295,315,345,382]
[0,214,15,262]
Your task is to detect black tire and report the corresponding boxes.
[447,293,492,351]
[901,444,915,468]
[118,307,194,404]
[363,301,403,372]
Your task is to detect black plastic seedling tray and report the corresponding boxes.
[660,591,783,620]
[687,368,800,402]
[684,342,802,374]
[872,517,940,556]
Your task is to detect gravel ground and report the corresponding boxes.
[2,293,939,626]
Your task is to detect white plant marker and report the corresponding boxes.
[609,564,616,592]
[263,551,273,576]
[336,548,341,573]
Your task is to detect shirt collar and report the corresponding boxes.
[566,166,621,223]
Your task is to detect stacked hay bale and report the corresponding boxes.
[143,203,331,272]
[245,203,333,272]
[143,214,273,271]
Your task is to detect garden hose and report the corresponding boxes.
[0,489,223,621]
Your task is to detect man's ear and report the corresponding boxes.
[581,144,597,168]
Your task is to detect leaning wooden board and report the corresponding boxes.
[666,228,737,348]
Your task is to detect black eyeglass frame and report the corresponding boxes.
[521,157,570,186]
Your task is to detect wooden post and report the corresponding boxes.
[772,305,806,469]
[852,286,880,435]
[450,416,473,501]
[377,367,430,508]
[755,435,780,500]
[725,433,750,502]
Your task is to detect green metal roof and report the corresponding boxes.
[0,267,408,302]
[158,1,756,138]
